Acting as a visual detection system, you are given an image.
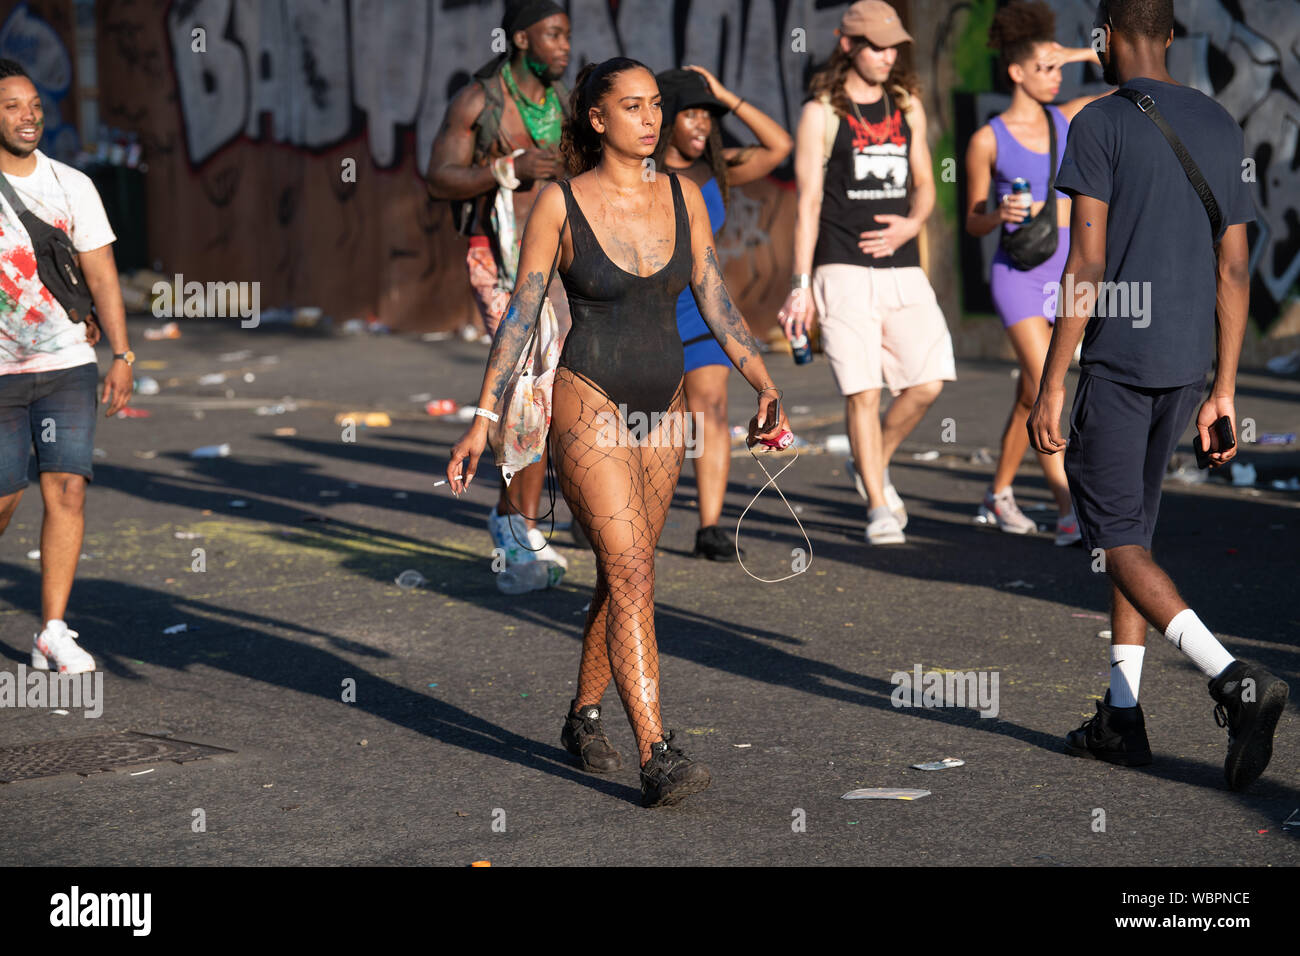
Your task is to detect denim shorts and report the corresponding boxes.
[0,362,99,495]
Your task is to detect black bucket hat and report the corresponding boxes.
[655,68,730,121]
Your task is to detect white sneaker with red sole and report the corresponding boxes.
[32,621,95,674]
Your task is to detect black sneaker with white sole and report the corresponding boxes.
[1064,692,1153,766]
[1208,660,1289,792]
[640,732,711,807]
[560,700,623,773]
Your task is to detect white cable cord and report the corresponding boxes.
[734,445,813,583]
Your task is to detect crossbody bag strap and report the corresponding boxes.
[0,171,31,219]
[1044,103,1058,227]
[1115,87,1223,241]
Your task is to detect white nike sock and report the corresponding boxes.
[1109,644,1145,707]
[1164,609,1235,678]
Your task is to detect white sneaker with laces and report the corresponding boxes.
[1054,512,1082,547]
[883,468,908,530]
[527,527,568,571]
[849,460,907,529]
[866,508,906,545]
[32,621,95,674]
[978,487,1038,535]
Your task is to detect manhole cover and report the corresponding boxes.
[0,732,234,783]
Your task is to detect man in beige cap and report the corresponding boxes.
[779,0,955,545]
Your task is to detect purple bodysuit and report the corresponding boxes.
[989,104,1071,328]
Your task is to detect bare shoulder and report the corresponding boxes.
[969,123,995,154]
[447,79,488,127]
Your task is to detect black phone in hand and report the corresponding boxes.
[1194,416,1235,469]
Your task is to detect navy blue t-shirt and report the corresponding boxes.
[1055,78,1255,388]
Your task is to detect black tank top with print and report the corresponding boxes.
[814,92,920,269]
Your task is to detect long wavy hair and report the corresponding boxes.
[807,37,921,118]
[560,57,653,176]
[650,100,731,210]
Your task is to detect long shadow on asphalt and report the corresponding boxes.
[0,563,642,805]
[8,446,1293,808]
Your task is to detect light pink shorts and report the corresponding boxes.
[812,264,956,397]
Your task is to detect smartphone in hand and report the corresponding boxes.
[1194,416,1235,469]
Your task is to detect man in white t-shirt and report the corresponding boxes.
[0,59,133,673]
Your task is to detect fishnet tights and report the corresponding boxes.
[551,367,686,767]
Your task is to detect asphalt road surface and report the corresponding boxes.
[1,317,1297,866]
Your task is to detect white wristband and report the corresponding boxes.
[473,407,500,423]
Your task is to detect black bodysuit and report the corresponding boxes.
[556,171,693,421]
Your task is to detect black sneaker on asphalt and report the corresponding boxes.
[560,700,623,773]
[693,525,741,561]
[1064,692,1153,766]
[639,732,712,807]
[1208,660,1289,792]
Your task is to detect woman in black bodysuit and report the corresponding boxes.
[448,57,788,808]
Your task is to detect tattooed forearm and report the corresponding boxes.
[691,246,774,390]
[478,270,549,411]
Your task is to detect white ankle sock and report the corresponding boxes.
[1164,609,1235,678]
[1109,644,1145,707]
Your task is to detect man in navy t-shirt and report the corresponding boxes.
[1027,0,1287,791]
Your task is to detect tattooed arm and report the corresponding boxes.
[680,175,788,444]
[446,181,567,493]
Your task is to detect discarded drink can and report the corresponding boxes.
[757,429,795,451]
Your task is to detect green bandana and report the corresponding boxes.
[503,61,562,149]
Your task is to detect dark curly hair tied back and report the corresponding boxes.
[988,0,1056,73]
[561,56,652,176]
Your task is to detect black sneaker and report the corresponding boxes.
[560,700,622,773]
[639,732,712,807]
[1208,660,1289,792]
[1064,692,1153,766]
[693,525,740,561]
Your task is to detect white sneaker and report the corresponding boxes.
[849,459,907,529]
[866,509,906,545]
[527,527,568,572]
[1054,512,1082,547]
[488,506,536,564]
[883,470,908,530]
[32,621,95,674]
[977,487,1038,535]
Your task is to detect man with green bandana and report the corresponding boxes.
[427,0,573,579]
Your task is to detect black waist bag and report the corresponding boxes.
[999,104,1060,271]
[0,172,94,323]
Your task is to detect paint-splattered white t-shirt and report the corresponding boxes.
[0,150,115,375]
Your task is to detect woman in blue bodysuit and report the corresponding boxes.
[651,66,792,560]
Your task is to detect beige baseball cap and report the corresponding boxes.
[838,0,913,47]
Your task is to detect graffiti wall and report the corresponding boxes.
[97,0,883,333]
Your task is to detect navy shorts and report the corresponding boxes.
[1064,372,1204,553]
[0,362,99,496]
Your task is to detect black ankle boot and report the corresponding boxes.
[693,525,740,561]
[639,732,711,807]
[560,700,622,773]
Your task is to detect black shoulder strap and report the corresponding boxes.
[1045,104,1058,191]
[0,171,30,217]
[1115,87,1223,242]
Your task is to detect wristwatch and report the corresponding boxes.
[113,351,135,367]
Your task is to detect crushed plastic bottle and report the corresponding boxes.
[496,561,551,595]
[191,443,231,458]
[395,569,427,589]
